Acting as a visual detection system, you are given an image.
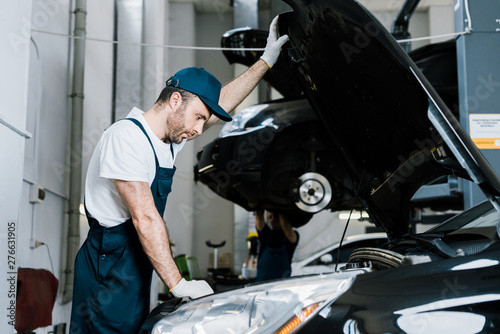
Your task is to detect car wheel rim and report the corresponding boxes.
[295,172,332,213]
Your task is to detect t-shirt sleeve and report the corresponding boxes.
[98,125,152,182]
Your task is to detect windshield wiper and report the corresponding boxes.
[403,233,460,258]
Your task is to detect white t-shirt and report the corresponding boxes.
[85,107,186,227]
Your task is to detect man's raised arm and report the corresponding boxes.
[203,15,289,131]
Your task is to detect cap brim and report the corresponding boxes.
[199,96,232,122]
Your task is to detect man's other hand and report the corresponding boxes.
[170,278,214,299]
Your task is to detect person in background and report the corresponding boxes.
[70,16,289,334]
[255,210,299,282]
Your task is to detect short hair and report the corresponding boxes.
[155,85,196,107]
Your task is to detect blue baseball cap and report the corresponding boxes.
[167,67,232,122]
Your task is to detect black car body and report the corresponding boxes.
[194,2,461,227]
[144,0,500,333]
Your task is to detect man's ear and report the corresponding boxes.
[169,91,182,110]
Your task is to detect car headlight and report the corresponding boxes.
[152,273,355,334]
[219,104,269,138]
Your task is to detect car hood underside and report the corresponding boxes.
[277,0,500,240]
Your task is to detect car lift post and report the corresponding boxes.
[455,0,500,209]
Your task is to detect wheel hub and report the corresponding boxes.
[295,172,332,213]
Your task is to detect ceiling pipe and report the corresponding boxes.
[62,0,87,304]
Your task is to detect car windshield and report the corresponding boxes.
[427,200,499,240]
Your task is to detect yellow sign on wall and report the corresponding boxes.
[469,114,500,149]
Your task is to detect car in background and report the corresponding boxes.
[142,0,500,333]
[291,233,388,276]
[194,0,461,228]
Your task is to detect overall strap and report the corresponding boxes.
[123,117,175,161]
[123,118,159,167]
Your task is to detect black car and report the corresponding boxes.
[194,1,461,227]
[143,0,500,332]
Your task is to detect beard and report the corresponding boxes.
[165,104,187,144]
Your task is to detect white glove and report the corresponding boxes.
[260,15,290,68]
[170,278,214,299]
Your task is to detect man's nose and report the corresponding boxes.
[193,122,204,135]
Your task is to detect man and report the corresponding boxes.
[255,210,299,282]
[70,16,289,334]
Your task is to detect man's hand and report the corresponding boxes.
[212,15,289,130]
[170,278,214,299]
[255,210,266,231]
[260,15,290,68]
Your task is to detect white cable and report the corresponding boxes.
[31,28,265,51]
[396,31,468,43]
[398,0,473,42]
[34,17,473,50]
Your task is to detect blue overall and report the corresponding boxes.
[70,118,176,334]
[256,226,297,282]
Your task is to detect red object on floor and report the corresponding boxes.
[15,268,59,333]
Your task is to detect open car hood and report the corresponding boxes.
[277,0,500,239]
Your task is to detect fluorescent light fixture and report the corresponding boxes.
[338,211,369,220]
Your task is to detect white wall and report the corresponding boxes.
[429,5,454,44]
[1,1,49,333]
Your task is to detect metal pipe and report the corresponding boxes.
[62,0,87,304]
[111,0,118,123]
